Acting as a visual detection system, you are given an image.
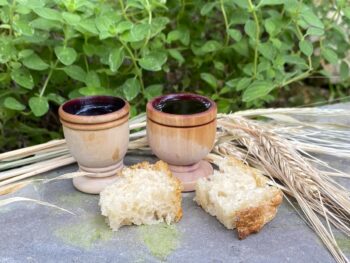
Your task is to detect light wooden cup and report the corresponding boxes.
[147,93,217,191]
[59,96,129,194]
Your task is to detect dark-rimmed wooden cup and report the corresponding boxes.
[59,95,129,194]
[147,93,217,191]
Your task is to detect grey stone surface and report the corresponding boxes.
[1,105,350,263]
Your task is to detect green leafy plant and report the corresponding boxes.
[0,0,349,150]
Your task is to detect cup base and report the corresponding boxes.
[169,160,213,192]
[73,163,124,194]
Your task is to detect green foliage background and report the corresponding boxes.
[0,0,349,150]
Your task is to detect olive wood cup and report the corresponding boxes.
[147,93,217,191]
[59,96,129,194]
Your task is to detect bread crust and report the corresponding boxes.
[235,189,283,239]
[195,157,283,239]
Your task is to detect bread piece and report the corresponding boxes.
[99,161,183,231]
[195,157,283,239]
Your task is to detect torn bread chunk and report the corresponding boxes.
[99,161,183,231]
[195,157,283,239]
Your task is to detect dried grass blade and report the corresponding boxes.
[44,171,92,183]
[0,148,70,171]
[0,181,31,196]
[0,197,74,215]
[0,139,66,161]
[0,156,75,187]
[0,155,74,181]
[217,116,350,263]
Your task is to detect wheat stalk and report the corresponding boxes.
[1,107,350,262]
[217,116,350,263]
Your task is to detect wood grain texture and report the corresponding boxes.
[147,93,217,127]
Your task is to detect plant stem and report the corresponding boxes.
[120,41,144,91]
[247,0,260,79]
[220,0,229,46]
[282,70,312,87]
[39,60,58,97]
[8,0,16,36]
[142,0,152,49]
[119,0,131,21]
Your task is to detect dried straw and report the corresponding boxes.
[0,197,74,215]
[1,107,350,262]
[216,116,350,263]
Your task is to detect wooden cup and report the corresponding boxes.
[147,93,217,191]
[59,96,129,194]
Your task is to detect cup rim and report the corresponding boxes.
[59,95,130,125]
[147,93,217,127]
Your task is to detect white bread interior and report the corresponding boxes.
[195,157,283,239]
[99,161,183,231]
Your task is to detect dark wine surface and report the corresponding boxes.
[156,98,210,115]
[74,104,120,116]
[62,96,125,116]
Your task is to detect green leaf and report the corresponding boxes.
[13,20,34,36]
[115,21,133,34]
[167,27,190,45]
[120,24,149,42]
[258,42,275,60]
[17,0,44,7]
[214,61,225,71]
[259,0,284,6]
[200,2,216,15]
[29,96,49,117]
[78,19,99,35]
[18,49,34,58]
[95,16,113,33]
[232,0,249,8]
[228,29,242,41]
[144,84,163,101]
[108,48,124,72]
[168,49,184,64]
[217,100,230,113]
[22,53,49,71]
[0,0,8,6]
[264,18,276,36]
[344,7,350,19]
[242,81,274,102]
[10,61,21,69]
[258,61,271,73]
[4,97,25,111]
[226,79,240,88]
[47,93,66,105]
[299,40,313,56]
[340,61,349,80]
[301,9,324,29]
[306,27,324,36]
[63,65,86,82]
[85,71,101,87]
[200,40,222,53]
[54,46,77,66]
[149,17,169,37]
[122,77,141,101]
[244,20,257,39]
[33,8,62,22]
[0,40,16,63]
[11,67,34,89]
[62,12,81,25]
[30,18,60,31]
[237,77,252,91]
[139,51,167,71]
[200,73,217,89]
[322,48,338,64]
[79,87,112,96]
